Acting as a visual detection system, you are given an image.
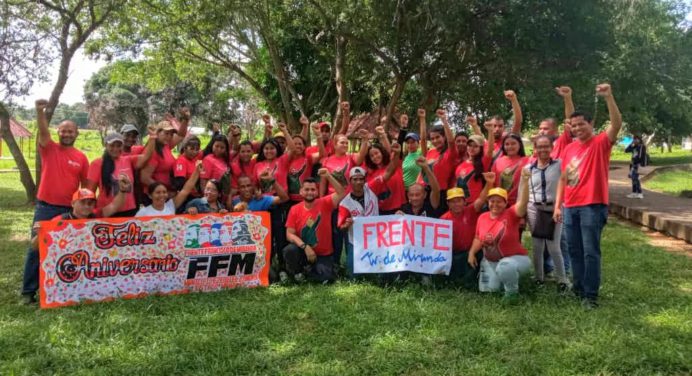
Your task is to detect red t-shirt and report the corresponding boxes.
[286,195,335,256]
[367,166,406,211]
[87,156,138,212]
[37,140,89,206]
[475,206,528,262]
[305,140,334,158]
[552,128,574,160]
[321,153,358,194]
[147,144,176,189]
[418,146,458,190]
[230,157,256,189]
[492,155,529,206]
[201,154,229,181]
[562,132,613,207]
[122,145,144,157]
[174,154,202,196]
[455,156,492,204]
[441,206,480,252]
[287,155,315,201]
[253,154,289,194]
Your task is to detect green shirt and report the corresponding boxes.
[402,151,422,188]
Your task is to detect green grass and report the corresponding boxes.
[644,170,692,197]
[611,145,692,166]
[0,173,690,375]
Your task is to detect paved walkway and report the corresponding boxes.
[608,161,692,243]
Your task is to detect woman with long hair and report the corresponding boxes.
[455,119,495,204]
[492,133,529,206]
[286,116,325,203]
[200,133,231,197]
[364,125,406,215]
[86,131,155,217]
[136,161,202,217]
[418,109,457,209]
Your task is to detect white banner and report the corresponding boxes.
[353,215,453,275]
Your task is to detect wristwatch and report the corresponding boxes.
[299,243,307,250]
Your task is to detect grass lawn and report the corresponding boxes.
[644,170,692,197]
[611,145,692,166]
[0,172,690,375]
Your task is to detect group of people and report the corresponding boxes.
[21,83,622,310]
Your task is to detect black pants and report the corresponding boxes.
[282,244,335,283]
[270,202,290,269]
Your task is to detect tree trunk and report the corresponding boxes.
[0,102,36,203]
[332,35,348,134]
[384,76,408,131]
[667,135,672,152]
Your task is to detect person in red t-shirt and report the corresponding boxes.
[86,131,155,218]
[492,133,529,206]
[120,124,145,157]
[439,172,494,288]
[469,90,523,162]
[200,134,231,195]
[455,120,494,204]
[284,169,346,283]
[364,125,406,215]
[468,168,531,304]
[229,140,257,197]
[174,136,203,198]
[531,86,575,160]
[140,108,190,196]
[22,99,90,304]
[554,83,622,309]
[286,116,325,203]
[417,109,458,206]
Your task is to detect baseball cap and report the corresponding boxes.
[153,120,177,133]
[318,122,331,131]
[487,187,508,201]
[404,132,420,141]
[468,135,485,146]
[72,188,96,203]
[104,132,124,145]
[446,187,465,200]
[274,131,286,139]
[120,124,139,135]
[349,166,367,179]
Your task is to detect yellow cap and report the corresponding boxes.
[487,187,508,201]
[274,131,286,139]
[446,187,465,200]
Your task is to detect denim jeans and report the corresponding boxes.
[560,222,571,274]
[22,201,72,296]
[563,204,608,301]
[630,164,642,193]
[331,209,345,266]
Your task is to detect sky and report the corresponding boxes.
[17,8,692,108]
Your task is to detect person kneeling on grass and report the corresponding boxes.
[468,168,531,304]
[136,161,202,217]
[30,175,133,266]
[438,172,495,289]
[283,169,346,283]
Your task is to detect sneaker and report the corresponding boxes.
[557,283,569,294]
[582,298,599,310]
[21,294,37,305]
[636,193,644,199]
[544,271,556,282]
[626,193,638,198]
[279,271,289,283]
[294,273,306,283]
[502,291,520,305]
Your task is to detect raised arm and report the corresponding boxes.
[228,124,241,154]
[514,168,531,217]
[101,175,132,217]
[467,114,482,136]
[35,99,52,147]
[484,120,495,159]
[259,170,289,205]
[418,108,428,156]
[134,131,157,170]
[173,161,202,209]
[299,114,309,141]
[383,142,401,180]
[277,122,295,154]
[310,121,327,163]
[337,102,350,136]
[170,107,190,148]
[556,86,575,120]
[375,122,391,153]
[598,83,623,144]
[354,129,370,166]
[436,109,455,152]
[262,114,273,140]
[319,167,346,206]
[397,114,409,146]
[474,172,495,212]
[418,156,440,209]
[505,90,522,134]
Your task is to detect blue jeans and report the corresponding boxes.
[630,164,642,193]
[22,201,72,295]
[563,204,608,301]
[560,222,571,274]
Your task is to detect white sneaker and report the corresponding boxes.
[636,193,644,199]
[626,193,638,198]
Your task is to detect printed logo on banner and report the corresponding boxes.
[352,215,453,275]
[38,213,271,309]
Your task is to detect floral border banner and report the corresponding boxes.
[38,212,271,309]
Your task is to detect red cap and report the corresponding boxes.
[72,188,96,203]
[318,122,331,130]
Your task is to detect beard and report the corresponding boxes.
[59,137,75,146]
[303,196,316,203]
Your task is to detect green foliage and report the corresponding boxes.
[644,170,692,196]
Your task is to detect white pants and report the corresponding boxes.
[478,255,532,294]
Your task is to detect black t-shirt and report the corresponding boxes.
[400,198,442,218]
[350,192,365,209]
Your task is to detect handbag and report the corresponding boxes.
[529,163,557,240]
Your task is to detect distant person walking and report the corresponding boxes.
[625,135,647,199]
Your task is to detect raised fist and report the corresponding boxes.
[341,102,350,111]
[317,168,329,177]
[375,125,385,136]
[596,83,612,97]
[195,160,204,172]
[35,99,48,112]
[262,114,271,125]
[400,114,409,128]
[311,122,321,133]
[357,128,370,139]
[230,124,241,137]
[484,120,494,131]
[417,108,426,118]
[278,122,288,132]
[466,115,477,125]
[212,123,220,133]
[555,86,572,97]
[436,109,447,120]
[179,107,191,120]
[504,90,516,101]
[415,156,428,167]
[482,172,495,183]
[299,114,309,126]
[391,142,401,154]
